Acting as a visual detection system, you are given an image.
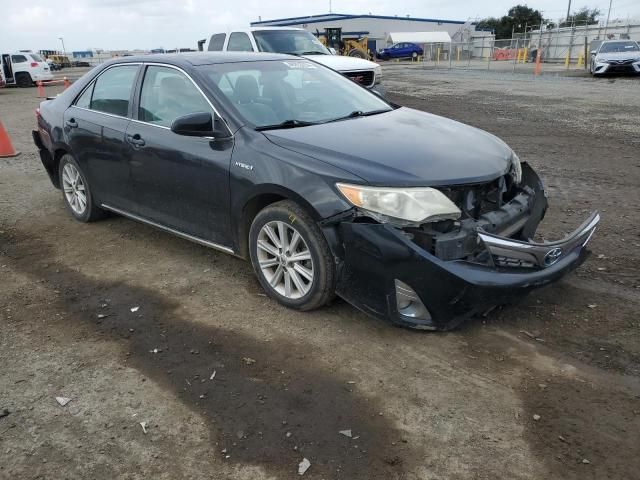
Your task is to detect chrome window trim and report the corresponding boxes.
[71,62,142,118]
[101,204,235,255]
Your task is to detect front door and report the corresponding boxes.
[64,64,140,210]
[126,65,233,245]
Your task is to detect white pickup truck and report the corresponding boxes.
[206,27,384,95]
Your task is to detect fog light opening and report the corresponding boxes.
[394,279,431,320]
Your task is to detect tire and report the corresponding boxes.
[16,72,33,88]
[348,49,367,59]
[249,200,335,311]
[58,154,106,222]
[412,52,418,59]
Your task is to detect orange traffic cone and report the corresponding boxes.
[37,81,45,98]
[63,77,70,89]
[0,121,20,158]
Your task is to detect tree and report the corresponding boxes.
[561,7,601,26]
[476,4,546,39]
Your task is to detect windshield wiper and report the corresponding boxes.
[255,119,318,131]
[324,109,391,124]
[287,51,327,56]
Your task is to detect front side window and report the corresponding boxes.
[208,33,226,51]
[227,32,254,52]
[90,65,138,117]
[199,59,391,127]
[11,55,27,63]
[138,66,214,128]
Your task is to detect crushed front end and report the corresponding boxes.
[324,163,599,330]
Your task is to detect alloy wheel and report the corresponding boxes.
[62,163,87,215]
[256,221,315,299]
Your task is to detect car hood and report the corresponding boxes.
[303,54,379,72]
[597,51,640,61]
[263,107,513,187]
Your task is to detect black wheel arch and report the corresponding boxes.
[234,184,327,260]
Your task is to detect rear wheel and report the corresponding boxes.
[249,200,335,311]
[16,72,32,88]
[58,154,106,222]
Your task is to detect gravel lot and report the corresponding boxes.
[1,68,639,480]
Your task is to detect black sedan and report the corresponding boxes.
[33,53,599,330]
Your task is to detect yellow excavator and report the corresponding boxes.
[316,27,370,59]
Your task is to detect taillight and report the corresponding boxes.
[31,62,39,67]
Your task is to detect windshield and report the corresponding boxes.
[253,30,330,55]
[199,60,391,128]
[599,41,639,53]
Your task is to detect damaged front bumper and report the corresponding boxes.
[325,166,600,330]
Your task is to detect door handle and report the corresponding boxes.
[127,133,146,147]
[65,119,78,128]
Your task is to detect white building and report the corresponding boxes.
[250,12,483,53]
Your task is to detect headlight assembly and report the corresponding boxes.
[374,65,382,84]
[510,152,523,184]
[336,183,461,225]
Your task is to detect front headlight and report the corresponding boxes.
[374,65,382,84]
[336,183,461,224]
[596,56,608,64]
[510,152,523,184]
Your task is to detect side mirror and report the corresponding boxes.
[328,47,337,55]
[590,50,597,55]
[171,112,228,138]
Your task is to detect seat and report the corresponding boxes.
[233,75,277,126]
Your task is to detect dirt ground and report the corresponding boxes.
[1,69,639,480]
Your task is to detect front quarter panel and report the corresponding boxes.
[229,127,362,251]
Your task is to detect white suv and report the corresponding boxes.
[1,52,54,87]
[206,27,384,94]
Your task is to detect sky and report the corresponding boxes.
[1,0,639,52]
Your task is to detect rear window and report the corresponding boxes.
[208,34,226,51]
[30,53,44,62]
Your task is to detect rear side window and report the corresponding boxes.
[90,65,138,117]
[75,83,95,109]
[227,32,253,52]
[11,55,27,63]
[208,34,226,51]
[138,66,214,128]
[30,54,44,62]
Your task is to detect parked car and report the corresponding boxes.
[590,39,640,75]
[377,42,424,60]
[32,53,599,330]
[0,67,5,88]
[206,27,383,95]
[71,60,92,67]
[1,52,53,87]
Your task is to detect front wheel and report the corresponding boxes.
[249,200,335,311]
[16,72,32,88]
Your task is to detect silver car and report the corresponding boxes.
[590,39,640,76]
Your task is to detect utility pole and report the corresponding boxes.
[565,0,572,22]
[58,37,66,58]
[329,0,332,13]
[604,0,613,37]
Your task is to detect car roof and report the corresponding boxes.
[102,51,297,67]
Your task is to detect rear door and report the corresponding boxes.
[126,64,233,245]
[64,64,140,209]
